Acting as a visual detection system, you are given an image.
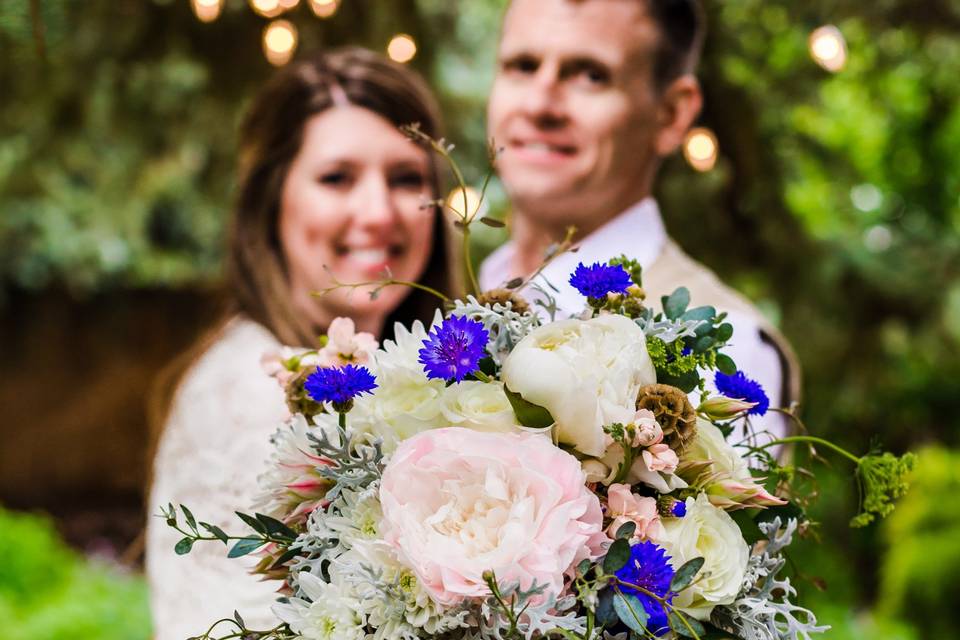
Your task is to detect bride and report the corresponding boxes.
[146,47,456,640]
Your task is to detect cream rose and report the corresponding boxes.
[656,493,749,620]
[500,315,656,456]
[379,428,607,606]
[440,381,522,433]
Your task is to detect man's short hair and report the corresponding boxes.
[644,0,706,89]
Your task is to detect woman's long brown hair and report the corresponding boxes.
[144,49,457,529]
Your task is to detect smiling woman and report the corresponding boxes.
[145,47,457,640]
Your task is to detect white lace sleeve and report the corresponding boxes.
[146,319,288,640]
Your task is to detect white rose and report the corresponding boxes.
[656,493,749,620]
[500,314,656,456]
[686,418,751,480]
[440,380,522,433]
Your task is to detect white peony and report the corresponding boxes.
[500,314,656,456]
[440,380,522,433]
[656,493,749,620]
[273,571,367,640]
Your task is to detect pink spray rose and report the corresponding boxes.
[379,428,607,606]
[605,483,663,541]
[318,317,378,367]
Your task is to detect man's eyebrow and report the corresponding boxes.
[560,56,614,75]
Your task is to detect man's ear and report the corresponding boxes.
[654,74,703,157]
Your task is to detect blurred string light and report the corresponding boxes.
[863,225,893,252]
[809,25,847,72]
[191,0,223,23]
[279,0,300,9]
[683,127,719,172]
[309,0,339,18]
[387,34,417,63]
[445,186,486,219]
[263,20,298,66]
[250,0,284,18]
[850,183,883,212]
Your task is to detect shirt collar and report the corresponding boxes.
[479,197,667,316]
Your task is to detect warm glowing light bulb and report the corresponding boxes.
[279,0,300,9]
[387,34,417,64]
[191,0,223,22]
[809,25,847,72]
[309,0,338,18]
[263,20,298,66]
[445,186,484,219]
[250,0,283,18]
[683,127,719,172]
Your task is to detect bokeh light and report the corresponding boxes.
[683,127,719,172]
[250,0,284,18]
[809,25,847,72]
[387,34,417,63]
[262,20,298,66]
[309,0,339,18]
[191,0,223,23]
[445,186,485,219]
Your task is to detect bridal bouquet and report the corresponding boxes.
[162,135,914,640]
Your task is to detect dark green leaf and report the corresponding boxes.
[479,216,506,228]
[505,277,524,289]
[730,509,764,544]
[595,589,617,626]
[201,522,230,545]
[755,501,807,526]
[670,557,705,593]
[682,306,716,337]
[662,287,691,320]
[603,538,631,573]
[715,323,734,343]
[657,369,700,393]
[692,335,715,353]
[670,611,706,638]
[613,590,649,634]
[227,537,266,558]
[233,610,245,628]
[615,521,637,540]
[174,537,195,555]
[180,505,198,533]
[236,511,267,535]
[716,354,737,376]
[504,386,555,429]
[577,559,592,575]
[255,513,298,540]
[270,546,300,570]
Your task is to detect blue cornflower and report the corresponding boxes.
[614,541,676,636]
[418,315,490,382]
[569,262,634,299]
[714,370,769,416]
[304,364,377,409]
[671,500,687,518]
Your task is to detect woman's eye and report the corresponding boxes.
[318,171,350,186]
[393,172,426,188]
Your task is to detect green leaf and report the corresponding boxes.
[235,512,267,535]
[201,522,230,545]
[670,611,706,638]
[669,557,705,593]
[505,277,524,289]
[227,537,266,558]
[613,590,649,634]
[615,520,637,540]
[603,538,631,573]
[682,306,716,337]
[255,513,298,540]
[504,386,554,429]
[180,505,198,533]
[754,501,807,526]
[595,589,617,626]
[270,545,300,570]
[716,353,737,375]
[657,369,700,393]
[692,335,715,353]
[715,323,734,343]
[662,287,691,320]
[479,216,506,228]
[730,509,764,545]
[576,558,592,575]
[233,610,245,628]
[174,537,195,555]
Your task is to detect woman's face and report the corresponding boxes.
[279,106,436,334]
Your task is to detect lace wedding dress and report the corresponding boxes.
[146,316,287,640]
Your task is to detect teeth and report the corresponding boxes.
[523,142,555,152]
[348,248,389,264]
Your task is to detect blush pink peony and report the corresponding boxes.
[379,427,607,606]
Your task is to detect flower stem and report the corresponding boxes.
[756,436,861,465]
[338,412,347,430]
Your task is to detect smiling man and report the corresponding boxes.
[480,0,799,439]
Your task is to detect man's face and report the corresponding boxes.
[488,0,665,228]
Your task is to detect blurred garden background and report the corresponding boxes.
[2,0,959,637]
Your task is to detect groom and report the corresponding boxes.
[480,0,799,436]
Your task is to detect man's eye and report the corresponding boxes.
[574,65,610,86]
[504,56,539,74]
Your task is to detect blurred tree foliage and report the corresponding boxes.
[3,0,960,634]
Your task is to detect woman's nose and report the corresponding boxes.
[351,174,397,229]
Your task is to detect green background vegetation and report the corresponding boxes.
[2,0,958,637]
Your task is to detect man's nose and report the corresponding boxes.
[521,64,568,127]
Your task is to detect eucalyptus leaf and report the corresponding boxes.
[255,513,298,540]
[180,504,197,533]
[670,611,706,638]
[201,522,229,545]
[613,590,649,635]
[716,322,734,343]
[227,537,266,558]
[670,557,705,593]
[603,538,631,573]
[595,589,618,626]
[236,511,267,535]
[504,386,554,429]
[615,520,637,540]
[716,354,737,376]
[693,335,715,353]
[662,287,691,320]
[174,537,194,555]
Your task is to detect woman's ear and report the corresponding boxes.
[654,74,703,157]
